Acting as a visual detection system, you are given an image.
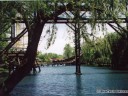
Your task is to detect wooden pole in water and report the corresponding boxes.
[75,6,82,75]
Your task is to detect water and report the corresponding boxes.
[10,66,128,96]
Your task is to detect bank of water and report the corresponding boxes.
[10,66,128,96]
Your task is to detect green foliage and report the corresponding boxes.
[45,24,58,49]
[37,52,63,63]
[81,32,119,66]
[0,34,8,50]
[0,0,128,66]
[0,0,128,51]
[63,44,74,59]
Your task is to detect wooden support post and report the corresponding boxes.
[11,21,15,41]
[75,6,82,75]
[66,7,84,75]
[75,24,81,75]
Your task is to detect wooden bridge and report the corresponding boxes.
[52,54,83,66]
[52,56,75,66]
[4,51,42,74]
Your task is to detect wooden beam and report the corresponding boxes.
[107,23,124,37]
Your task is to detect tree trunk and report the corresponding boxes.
[0,3,71,95]
[0,22,45,95]
[111,37,128,70]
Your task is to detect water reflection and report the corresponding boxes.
[10,73,40,96]
[10,66,128,96]
[28,74,38,96]
[104,70,128,95]
[75,75,83,96]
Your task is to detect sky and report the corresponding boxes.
[37,23,115,55]
[38,24,74,55]
[15,23,74,55]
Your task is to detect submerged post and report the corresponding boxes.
[75,25,81,75]
[75,4,81,75]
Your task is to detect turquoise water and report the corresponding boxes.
[10,66,128,96]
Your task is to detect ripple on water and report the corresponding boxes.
[10,66,128,96]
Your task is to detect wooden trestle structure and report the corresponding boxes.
[0,2,85,75]
[0,1,128,95]
[52,56,75,66]
[52,54,83,66]
[0,2,128,75]
[2,2,128,74]
[4,51,41,74]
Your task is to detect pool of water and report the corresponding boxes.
[10,66,128,96]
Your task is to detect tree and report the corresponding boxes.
[38,52,63,63]
[81,32,116,66]
[0,34,8,50]
[0,1,68,95]
[63,44,74,59]
[0,33,8,64]
[107,32,128,69]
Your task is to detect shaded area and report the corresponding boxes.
[0,68,8,84]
